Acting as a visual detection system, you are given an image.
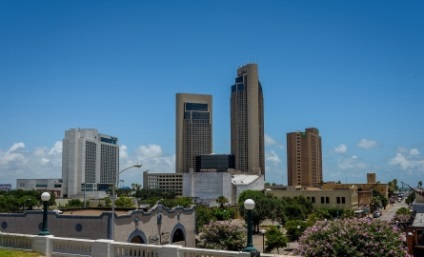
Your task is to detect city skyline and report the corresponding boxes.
[1,1,424,188]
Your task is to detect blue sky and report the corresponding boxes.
[1,1,423,189]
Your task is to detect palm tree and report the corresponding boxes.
[216,196,228,208]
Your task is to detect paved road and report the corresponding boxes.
[380,199,409,222]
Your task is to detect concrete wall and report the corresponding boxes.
[0,205,195,247]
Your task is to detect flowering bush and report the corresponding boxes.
[197,221,246,251]
[296,218,411,257]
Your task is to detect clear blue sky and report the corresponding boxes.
[1,1,423,188]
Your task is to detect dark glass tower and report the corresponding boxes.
[231,64,265,176]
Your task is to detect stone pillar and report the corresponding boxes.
[92,239,113,257]
[32,235,53,257]
[160,244,182,257]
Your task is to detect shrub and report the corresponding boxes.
[296,218,411,257]
[265,226,288,254]
[197,221,246,251]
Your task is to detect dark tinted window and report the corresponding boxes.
[185,103,208,111]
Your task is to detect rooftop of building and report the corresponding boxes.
[231,174,259,185]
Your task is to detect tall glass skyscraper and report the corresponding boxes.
[176,93,212,173]
[231,63,265,176]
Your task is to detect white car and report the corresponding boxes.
[52,209,63,214]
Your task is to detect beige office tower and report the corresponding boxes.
[287,128,322,187]
[231,63,265,176]
[176,93,212,173]
[62,128,119,198]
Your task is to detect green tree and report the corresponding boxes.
[115,196,134,208]
[388,179,399,197]
[216,196,229,208]
[396,207,411,215]
[104,197,111,207]
[405,191,415,205]
[212,207,234,221]
[264,226,288,254]
[197,221,246,251]
[419,181,423,188]
[285,220,311,241]
[238,190,275,232]
[195,205,215,232]
[308,208,332,222]
[65,199,83,208]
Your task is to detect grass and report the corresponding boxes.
[0,248,42,257]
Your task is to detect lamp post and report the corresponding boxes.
[242,199,257,253]
[38,192,51,235]
[111,163,142,240]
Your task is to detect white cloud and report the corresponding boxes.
[410,149,420,156]
[9,142,25,152]
[357,139,377,149]
[265,134,277,145]
[265,134,284,149]
[266,150,281,164]
[137,144,163,158]
[0,142,62,185]
[334,144,347,153]
[49,141,62,156]
[389,149,424,171]
[0,142,26,165]
[41,158,50,165]
[337,155,367,170]
[120,144,128,160]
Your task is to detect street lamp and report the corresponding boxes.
[111,163,142,240]
[38,192,51,236]
[243,199,257,253]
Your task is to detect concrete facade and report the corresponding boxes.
[0,205,195,247]
[268,187,358,210]
[183,171,265,206]
[62,128,119,199]
[231,63,265,176]
[16,178,63,198]
[176,93,213,173]
[143,171,183,196]
[287,128,323,187]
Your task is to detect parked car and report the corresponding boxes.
[52,209,63,214]
[373,211,381,218]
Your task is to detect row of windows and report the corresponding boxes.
[306,196,346,204]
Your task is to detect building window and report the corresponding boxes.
[342,197,346,204]
[311,197,315,203]
[337,197,340,204]
[321,197,324,204]
[326,197,330,204]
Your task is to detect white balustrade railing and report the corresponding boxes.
[0,232,34,250]
[51,237,94,257]
[0,232,294,257]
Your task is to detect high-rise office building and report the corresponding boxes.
[62,128,119,198]
[230,63,265,176]
[287,128,322,187]
[176,93,212,173]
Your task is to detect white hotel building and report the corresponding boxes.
[62,128,119,198]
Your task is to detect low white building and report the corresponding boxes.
[16,178,63,198]
[183,171,264,206]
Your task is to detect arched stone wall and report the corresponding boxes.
[170,223,186,244]
[127,229,147,244]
